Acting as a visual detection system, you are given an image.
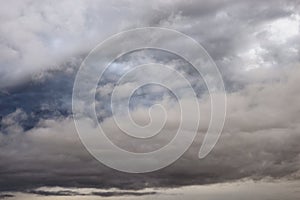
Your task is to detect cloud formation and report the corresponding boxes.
[1,66,300,191]
[0,0,300,196]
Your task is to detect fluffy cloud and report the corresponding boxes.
[1,0,299,89]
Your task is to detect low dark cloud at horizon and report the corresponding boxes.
[0,0,300,199]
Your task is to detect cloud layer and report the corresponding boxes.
[0,0,300,195]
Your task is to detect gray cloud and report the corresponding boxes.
[1,0,299,89]
[25,189,156,197]
[0,0,300,197]
[1,66,300,191]
[0,194,14,199]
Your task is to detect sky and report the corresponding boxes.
[0,0,300,199]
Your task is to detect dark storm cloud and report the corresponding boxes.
[90,191,157,197]
[0,0,300,195]
[26,190,81,196]
[26,189,156,197]
[0,194,14,199]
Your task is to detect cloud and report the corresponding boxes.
[0,0,145,89]
[1,0,299,90]
[26,188,157,197]
[1,66,300,191]
[0,0,300,195]
[0,194,14,199]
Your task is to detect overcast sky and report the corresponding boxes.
[0,0,300,199]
